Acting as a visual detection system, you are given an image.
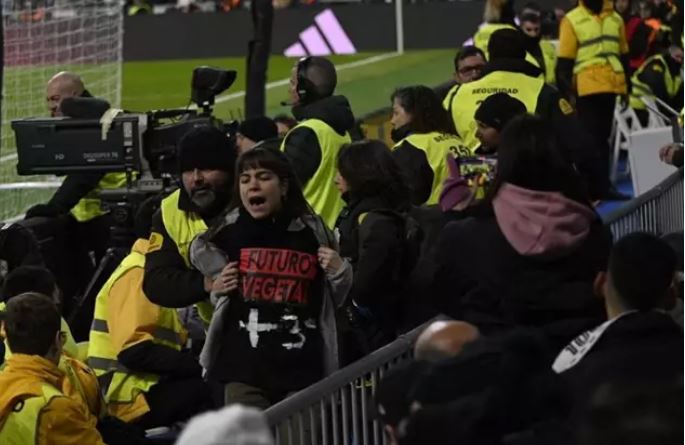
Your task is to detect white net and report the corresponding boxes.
[0,0,123,220]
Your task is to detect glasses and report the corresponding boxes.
[458,64,485,75]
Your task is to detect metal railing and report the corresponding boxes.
[603,168,684,239]
[264,320,435,445]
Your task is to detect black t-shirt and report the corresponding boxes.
[207,210,325,391]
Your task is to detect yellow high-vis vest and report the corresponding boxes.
[540,39,557,84]
[393,132,465,205]
[451,71,544,151]
[0,383,63,444]
[281,119,351,229]
[159,189,214,324]
[566,7,624,75]
[473,23,517,59]
[87,241,187,422]
[629,54,682,110]
[70,172,128,223]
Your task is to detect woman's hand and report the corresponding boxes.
[209,262,240,294]
[318,247,343,274]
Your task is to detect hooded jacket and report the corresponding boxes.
[431,183,611,333]
[284,96,355,186]
[0,354,105,445]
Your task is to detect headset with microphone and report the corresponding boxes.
[281,56,317,107]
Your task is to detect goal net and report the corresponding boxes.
[0,0,123,221]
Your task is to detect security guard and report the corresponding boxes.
[88,198,211,428]
[451,28,602,199]
[281,56,355,228]
[143,126,237,319]
[0,293,106,445]
[443,46,487,120]
[520,12,557,84]
[557,0,630,200]
[391,85,467,206]
[630,45,684,125]
[25,72,127,265]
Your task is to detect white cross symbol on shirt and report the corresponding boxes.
[239,308,279,348]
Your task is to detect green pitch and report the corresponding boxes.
[1,49,453,220]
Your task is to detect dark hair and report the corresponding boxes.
[302,57,337,99]
[2,266,56,303]
[232,147,312,219]
[608,232,676,311]
[519,12,541,23]
[337,140,410,209]
[391,86,455,134]
[3,292,61,356]
[488,28,527,60]
[487,114,590,205]
[453,46,486,71]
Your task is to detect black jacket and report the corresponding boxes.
[284,96,355,186]
[561,311,684,404]
[431,202,611,334]
[336,194,407,332]
[390,126,437,206]
[142,188,222,308]
[635,55,684,111]
[481,58,601,198]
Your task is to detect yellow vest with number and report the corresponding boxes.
[159,189,214,324]
[629,54,683,110]
[70,172,128,223]
[452,71,544,151]
[87,241,186,420]
[393,132,464,205]
[281,119,351,228]
[566,7,624,75]
[0,383,63,445]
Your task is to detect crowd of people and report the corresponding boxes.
[0,0,683,443]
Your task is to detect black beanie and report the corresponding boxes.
[488,28,526,60]
[178,126,236,173]
[474,93,527,131]
[238,117,278,143]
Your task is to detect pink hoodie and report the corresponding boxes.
[492,183,596,258]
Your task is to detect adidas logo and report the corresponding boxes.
[284,9,357,57]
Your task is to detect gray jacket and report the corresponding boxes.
[189,208,353,377]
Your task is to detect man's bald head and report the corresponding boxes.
[46,71,85,117]
[288,57,337,105]
[414,321,480,362]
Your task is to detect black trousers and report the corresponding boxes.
[575,93,617,196]
[134,377,214,430]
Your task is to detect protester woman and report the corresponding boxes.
[189,147,352,408]
[431,114,611,334]
[390,85,466,206]
[334,140,418,361]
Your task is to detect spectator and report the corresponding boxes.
[333,140,416,360]
[0,293,106,444]
[189,148,352,408]
[236,117,279,155]
[659,142,684,167]
[432,115,611,334]
[176,405,273,445]
[87,196,213,429]
[281,56,356,229]
[519,12,557,84]
[2,266,78,361]
[442,46,486,120]
[413,320,480,362]
[557,0,630,201]
[439,93,526,212]
[554,232,683,402]
[390,85,466,206]
[629,45,683,125]
[273,114,297,138]
[615,0,643,75]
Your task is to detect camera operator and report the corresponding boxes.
[143,126,237,320]
[24,72,127,264]
[281,56,356,229]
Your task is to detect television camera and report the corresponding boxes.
[12,66,238,246]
